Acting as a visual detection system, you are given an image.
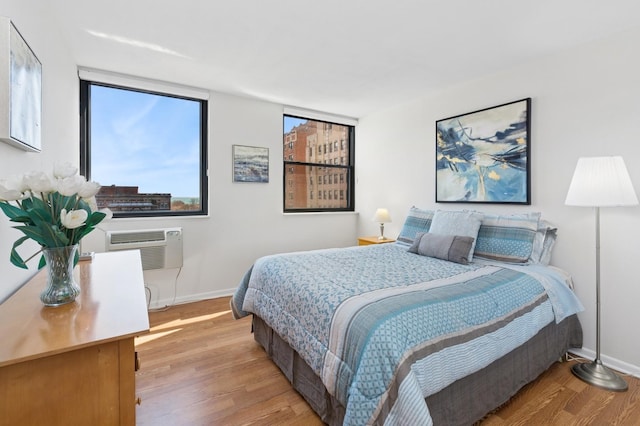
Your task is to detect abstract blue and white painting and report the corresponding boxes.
[233,145,269,183]
[436,98,530,204]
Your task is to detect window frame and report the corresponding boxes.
[282,114,355,213]
[79,78,208,219]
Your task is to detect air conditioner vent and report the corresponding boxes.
[106,227,183,270]
[109,230,166,244]
[140,245,166,271]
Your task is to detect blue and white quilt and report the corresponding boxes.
[231,243,583,425]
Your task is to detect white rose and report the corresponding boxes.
[0,186,25,201]
[0,176,28,201]
[23,171,55,193]
[53,161,78,179]
[57,175,87,196]
[78,181,101,199]
[85,196,98,212]
[60,208,88,229]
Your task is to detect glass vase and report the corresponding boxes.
[40,244,81,307]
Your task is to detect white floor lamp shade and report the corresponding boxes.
[565,156,638,392]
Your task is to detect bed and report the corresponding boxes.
[231,208,584,425]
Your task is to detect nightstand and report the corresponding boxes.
[358,236,395,246]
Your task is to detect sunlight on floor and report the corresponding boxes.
[151,310,232,331]
[135,328,182,345]
[135,309,232,346]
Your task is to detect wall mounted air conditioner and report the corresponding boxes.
[106,227,183,270]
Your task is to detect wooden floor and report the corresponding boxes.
[135,297,640,425]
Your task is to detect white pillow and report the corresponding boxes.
[429,210,483,262]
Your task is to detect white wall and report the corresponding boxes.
[356,27,640,375]
[0,2,80,302]
[1,2,358,306]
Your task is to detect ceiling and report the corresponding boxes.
[47,0,640,119]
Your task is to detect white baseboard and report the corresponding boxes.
[568,347,640,379]
[147,288,236,310]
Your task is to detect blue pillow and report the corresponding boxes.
[474,212,540,263]
[395,207,435,247]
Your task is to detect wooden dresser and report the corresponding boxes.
[0,250,149,426]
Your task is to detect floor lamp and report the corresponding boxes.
[565,156,638,392]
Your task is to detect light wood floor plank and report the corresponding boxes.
[135,297,640,425]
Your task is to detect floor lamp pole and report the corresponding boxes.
[570,206,628,391]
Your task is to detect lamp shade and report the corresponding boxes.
[372,208,391,223]
[565,156,638,207]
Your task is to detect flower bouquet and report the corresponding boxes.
[0,162,111,305]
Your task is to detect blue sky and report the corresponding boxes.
[90,85,201,198]
[90,93,308,198]
[283,116,306,133]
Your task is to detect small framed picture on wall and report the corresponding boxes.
[0,17,42,152]
[232,145,269,183]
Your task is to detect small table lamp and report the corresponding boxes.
[372,208,391,240]
[565,156,638,392]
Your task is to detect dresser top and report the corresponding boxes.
[0,250,150,367]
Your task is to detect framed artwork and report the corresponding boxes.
[436,98,531,204]
[0,17,42,152]
[232,145,269,183]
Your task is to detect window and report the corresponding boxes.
[283,114,355,212]
[79,73,208,218]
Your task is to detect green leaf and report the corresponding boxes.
[86,211,106,227]
[51,192,76,215]
[7,215,33,224]
[25,204,53,226]
[26,196,47,212]
[14,219,69,248]
[0,202,29,221]
[14,225,50,247]
[9,235,30,269]
[38,254,46,269]
[74,226,94,242]
[38,222,70,247]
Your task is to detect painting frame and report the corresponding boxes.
[0,17,42,152]
[232,144,269,183]
[435,98,531,205]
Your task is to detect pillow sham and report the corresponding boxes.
[473,212,540,263]
[408,232,474,265]
[395,207,435,247]
[530,220,557,265]
[429,210,482,261]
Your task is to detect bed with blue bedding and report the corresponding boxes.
[231,208,583,425]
